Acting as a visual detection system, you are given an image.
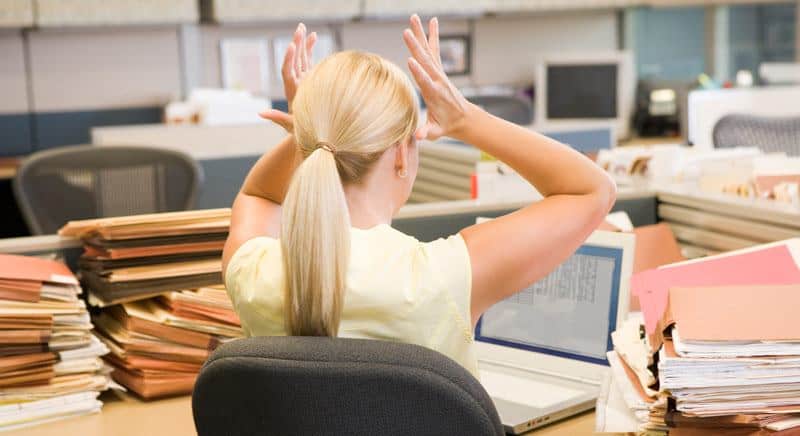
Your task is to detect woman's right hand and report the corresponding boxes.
[403,15,474,141]
[260,23,317,133]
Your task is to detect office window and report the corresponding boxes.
[727,3,797,83]
[628,7,707,81]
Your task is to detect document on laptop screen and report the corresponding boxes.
[478,245,621,362]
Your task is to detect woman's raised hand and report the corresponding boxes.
[260,23,317,133]
[403,15,472,141]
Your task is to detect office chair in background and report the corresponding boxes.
[193,337,504,436]
[13,145,202,234]
[713,114,800,156]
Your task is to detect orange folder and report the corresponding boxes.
[670,284,800,342]
[0,254,78,286]
[632,243,800,336]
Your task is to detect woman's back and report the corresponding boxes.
[223,17,615,379]
[225,225,478,375]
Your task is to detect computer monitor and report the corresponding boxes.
[535,52,634,141]
[475,230,634,368]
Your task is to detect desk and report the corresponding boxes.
[7,391,606,436]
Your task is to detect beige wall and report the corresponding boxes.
[339,19,472,87]
[472,11,619,86]
[0,31,29,113]
[9,10,620,112]
[27,26,182,111]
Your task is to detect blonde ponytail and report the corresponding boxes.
[282,147,349,336]
[281,50,419,337]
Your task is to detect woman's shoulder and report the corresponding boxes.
[224,236,282,287]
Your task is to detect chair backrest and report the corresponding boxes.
[13,145,202,234]
[467,95,533,125]
[712,114,800,156]
[193,337,504,436]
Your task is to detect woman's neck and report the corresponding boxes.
[343,181,397,230]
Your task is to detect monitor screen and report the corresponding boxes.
[475,244,622,365]
[546,64,618,119]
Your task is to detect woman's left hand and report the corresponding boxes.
[260,23,317,133]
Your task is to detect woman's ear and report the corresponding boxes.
[394,141,409,179]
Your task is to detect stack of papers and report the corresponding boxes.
[0,254,111,432]
[598,239,800,435]
[59,209,230,306]
[59,210,242,399]
[92,287,242,399]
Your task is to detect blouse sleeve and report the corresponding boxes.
[224,237,273,308]
[419,233,474,338]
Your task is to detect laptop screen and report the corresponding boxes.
[475,244,623,365]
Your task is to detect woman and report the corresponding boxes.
[223,15,616,377]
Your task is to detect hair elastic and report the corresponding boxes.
[316,142,336,154]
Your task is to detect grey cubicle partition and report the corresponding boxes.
[393,196,658,242]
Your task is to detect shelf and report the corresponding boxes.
[0,0,34,28]
[202,0,360,23]
[35,0,198,27]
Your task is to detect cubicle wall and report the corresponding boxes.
[394,195,657,242]
[0,9,618,156]
[656,187,800,257]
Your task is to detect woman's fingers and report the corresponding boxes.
[409,14,432,54]
[403,29,442,81]
[282,42,297,82]
[428,17,441,67]
[259,109,294,132]
[292,24,304,76]
[298,24,309,72]
[305,31,317,63]
[407,57,438,102]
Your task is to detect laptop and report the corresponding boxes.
[474,230,635,434]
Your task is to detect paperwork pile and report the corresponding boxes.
[597,239,800,435]
[92,286,241,399]
[59,209,231,306]
[59,209,242,399]
[0,255,111,431]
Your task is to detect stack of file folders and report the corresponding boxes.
[0,254,111,431]
[59,209,243,399]
[597,239,800,435]
[59,209,231,307]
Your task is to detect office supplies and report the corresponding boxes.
[669,284,800,343]
[59,210,241,398]
[632,223,684,273]
[93,287,242,399]
[534,51,634,139]
[474,229,635,434]
[62,209,230,306]
[632,242,800,336]
[0,254,111,432]
[602,240,800,435]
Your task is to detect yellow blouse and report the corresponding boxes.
[224,224,478,377]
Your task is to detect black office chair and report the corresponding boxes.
[193,337,504,436]
[13,145,202,234]
[712,114,800,156]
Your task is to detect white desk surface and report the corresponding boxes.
[6,391,605,436]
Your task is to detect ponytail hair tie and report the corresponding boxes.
[316,141,336,154]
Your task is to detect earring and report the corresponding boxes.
[397,168,408,179]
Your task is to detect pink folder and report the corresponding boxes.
[631,244,800,335]
[670,284,800,341]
